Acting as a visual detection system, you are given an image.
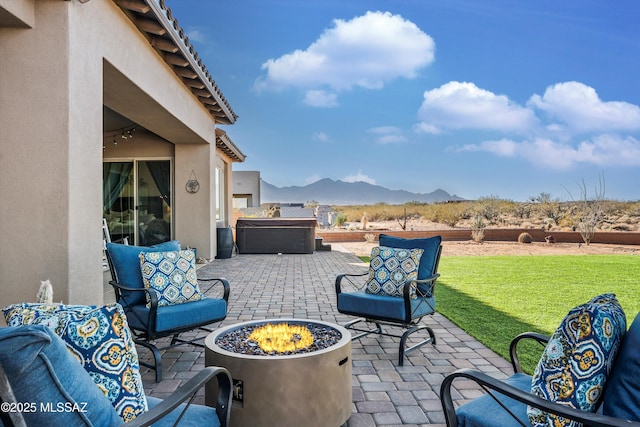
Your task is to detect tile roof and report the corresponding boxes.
[114,0,238,125]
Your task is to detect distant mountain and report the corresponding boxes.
[261,178,464,205]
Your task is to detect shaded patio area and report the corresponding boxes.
[104,247,513,426]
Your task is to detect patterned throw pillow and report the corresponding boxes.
[139,249,203,307]
[528,293,627,427]
[364,246,424,298]
[3,303,148,422]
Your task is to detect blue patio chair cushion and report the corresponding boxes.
[364,246,423,298]
[139,249,204,307]
[455,372,531,427]
[528,293,626,427]
[146,396,221,427]
[379,234,441,295]
[107,240,181,306]
[338,290,435,322]
[3,303,148,422]
[127,297,228,333]
[602,312,640,421]
[0,325,122,427]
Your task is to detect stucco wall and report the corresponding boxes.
[0,0,229,313]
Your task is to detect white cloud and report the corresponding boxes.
[416,81,538,133]
[304,90,338,107]
[185,28,206,43]
[459,135,640,169]
[367,126,407,144]
[528,81,640,133]
[413,122,441,135]
[312,131,331,143]
[458,138,518,157]
[343,171,376,185]
[255,11,435,99]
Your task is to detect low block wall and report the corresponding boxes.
[316,229,640,246]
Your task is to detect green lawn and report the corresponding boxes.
[436,255,640,372]
[359,254,640,373]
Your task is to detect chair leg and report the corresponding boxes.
[343,318,383,340]
[135,339,163,382]
[398,325,436,366]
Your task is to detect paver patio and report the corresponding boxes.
[104,246,514,426]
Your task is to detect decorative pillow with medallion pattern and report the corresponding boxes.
[364,246,424,298]
[3,303,147,423]
[139,249,204,307]
[528,293,626,427]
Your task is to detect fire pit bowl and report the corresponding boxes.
[205,319,352,427]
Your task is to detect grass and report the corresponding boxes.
[360,254,640,373]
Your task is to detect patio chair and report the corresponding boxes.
[440,294,640,427]
[105,240,230,382]
[0,316,232,426]
[335,234,442,365]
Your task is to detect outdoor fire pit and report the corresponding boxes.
[205,319,352,427]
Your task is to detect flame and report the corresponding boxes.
[248,323,314,353]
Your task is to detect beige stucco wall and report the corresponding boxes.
[0,0,232,314]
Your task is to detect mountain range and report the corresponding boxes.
[261,178,464,205]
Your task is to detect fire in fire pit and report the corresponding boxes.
[205,319,352,427]
[215,321,342,355]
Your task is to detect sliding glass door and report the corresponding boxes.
[103,159,172,246]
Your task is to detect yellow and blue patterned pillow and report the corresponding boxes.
[364,246,424,298]
[139,249,204,307]
[528,294,626,427]
[3,303,148,422]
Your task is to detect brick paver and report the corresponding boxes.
[104,247,513,425]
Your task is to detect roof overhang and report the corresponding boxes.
[113,0,238,125]
[216,128,246,163]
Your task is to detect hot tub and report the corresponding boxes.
[235,218,317,254]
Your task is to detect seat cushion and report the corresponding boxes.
[456,373,531,427]
[139,249,204,307]
[602,312,640,420]
[106,240,181,306]
[127,297,228,334]
[3,303,148,422]
[528,293,626,427]
[364,246,423,298]
[338,290,435,323]
[146,396,220,427]
[0,325,122,427]
[378,234,441,295]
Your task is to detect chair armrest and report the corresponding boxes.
[335,272,368,294]
[440,368,640,427]
[108,281,160,331]
[122,366,232,427]
[109,280,160,307]
[198,277,231,302]
[410,273,440,297]
[509,332,549,373]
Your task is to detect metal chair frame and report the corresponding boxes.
[335,245,441,365]
[105,250,230,382]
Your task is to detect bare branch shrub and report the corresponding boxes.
[565,175,606,245]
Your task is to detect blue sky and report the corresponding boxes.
[166,0,640,202]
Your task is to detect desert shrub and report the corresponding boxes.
[518,232,533,244]
[430,203,464,227]
[471,216,486,243]
[363,233,377,243]
[334,213,347,227]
